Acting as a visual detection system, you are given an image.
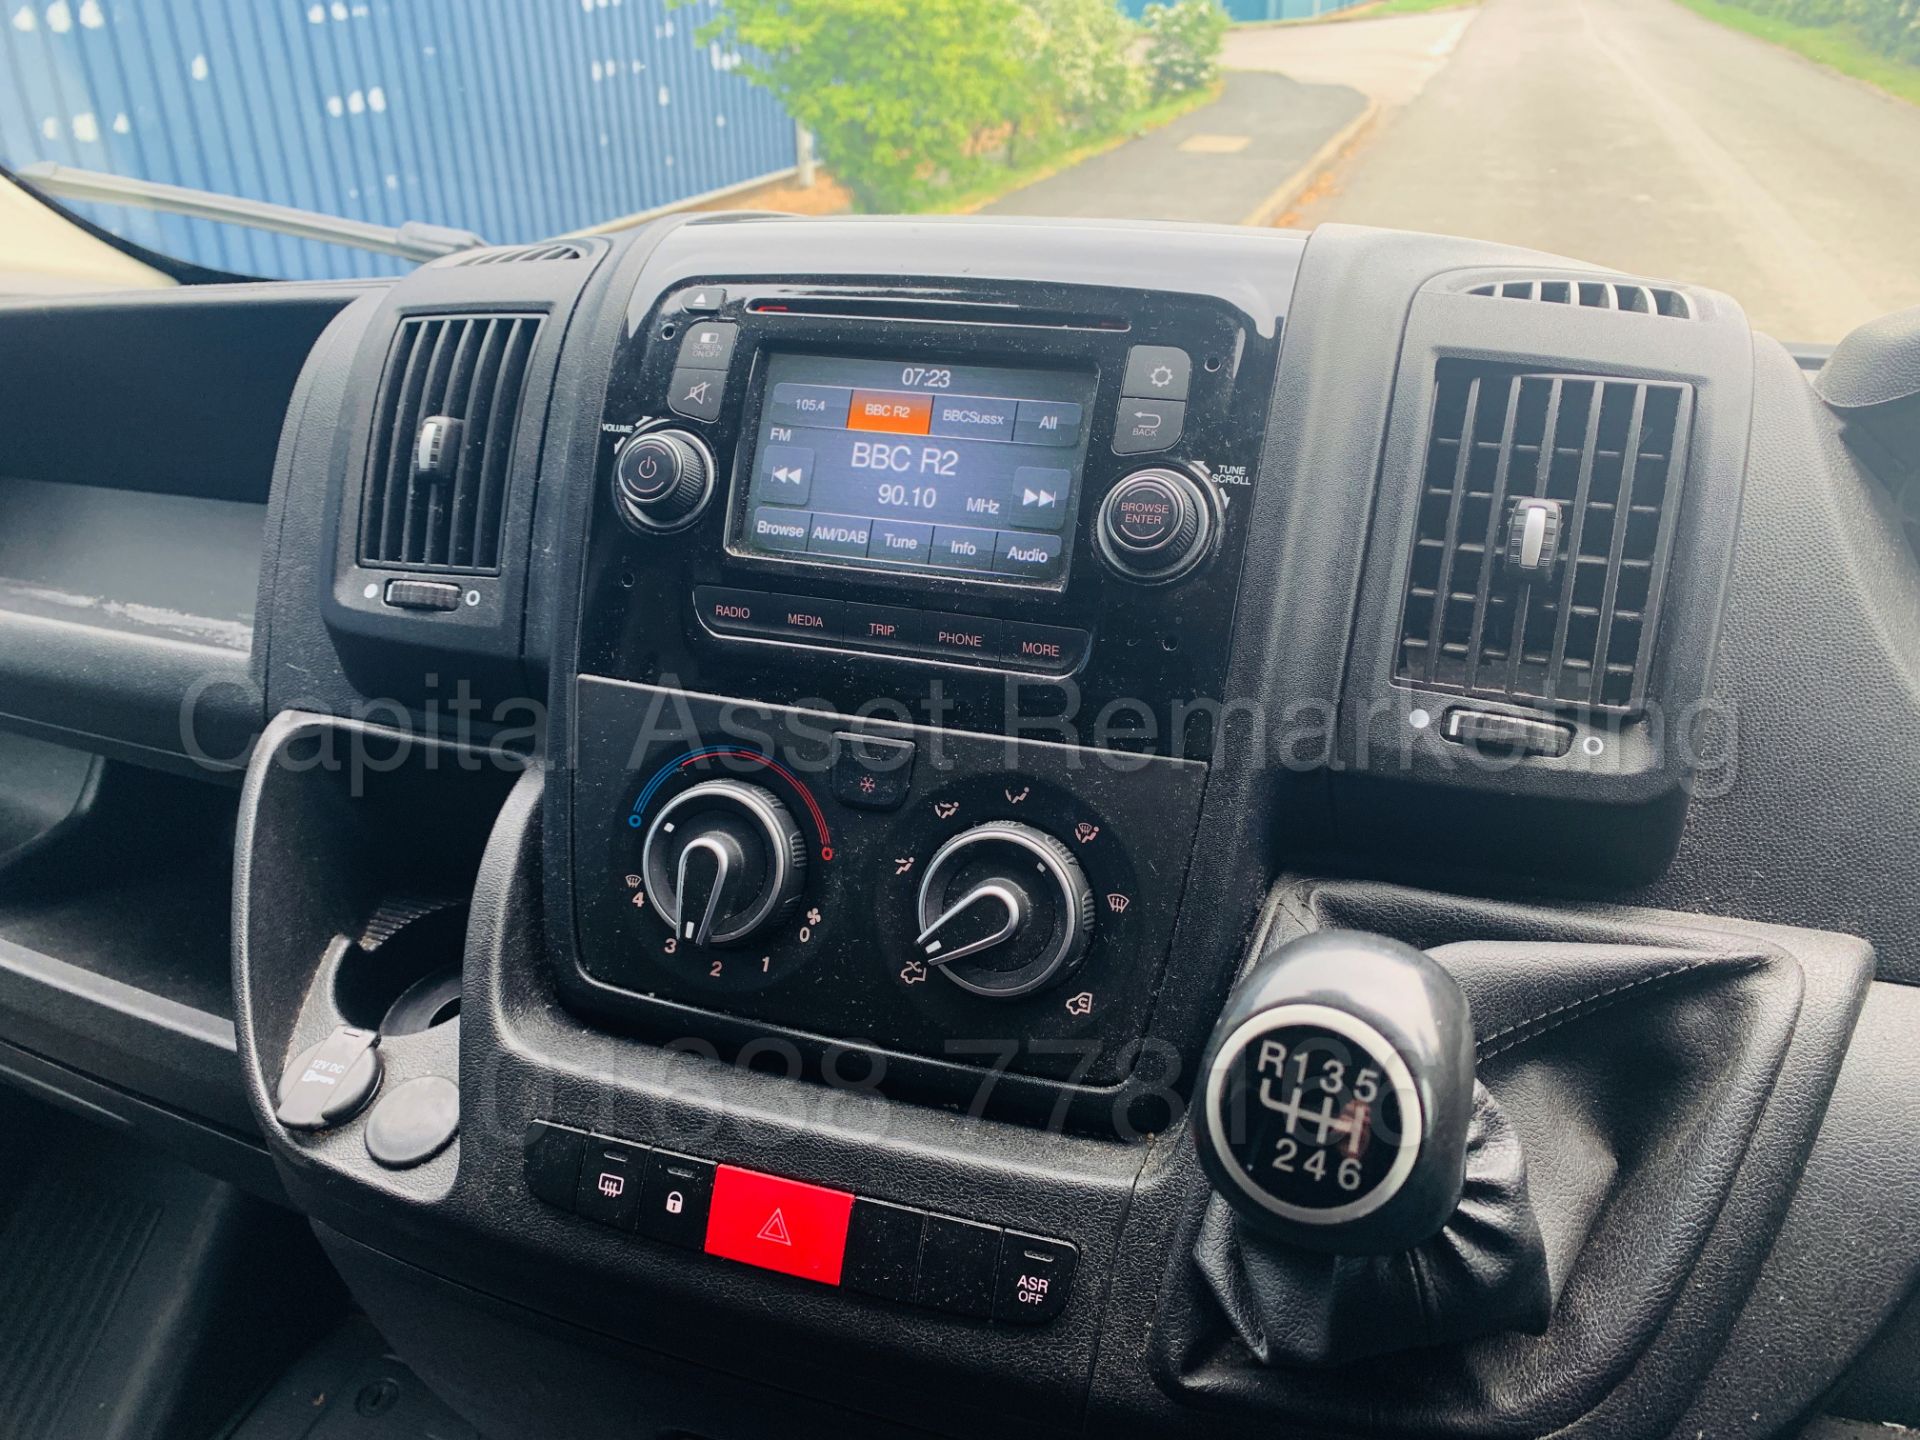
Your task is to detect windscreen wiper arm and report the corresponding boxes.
[14,162,486,262]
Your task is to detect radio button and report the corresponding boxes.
[677,320,738,370]
[1122,345,1192,402]
[692,586,772,636]
[992,530,1065,582]
[667,366,727,422]
[1113,398,1185,455]
[1014,399,1084,448]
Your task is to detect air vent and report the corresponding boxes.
[1395,363,1693,713]
[359,314,542,574]
[1468,278,1694,319]
[456,242,588,265]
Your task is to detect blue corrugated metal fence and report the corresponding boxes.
[1125,0,1372,21]
[0,0,797,279]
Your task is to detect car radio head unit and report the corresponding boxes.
[733,352,1098,588]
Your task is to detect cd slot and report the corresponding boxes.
[745,296,1129,331]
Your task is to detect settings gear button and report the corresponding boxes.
[1121,345,1191,402]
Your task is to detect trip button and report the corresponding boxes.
[677,320,738,370]
[993,1232,1077,1325]
[1122,345,1192,402]
[635,1150,716,1250]
[1112,398,1185,455]
[843,1198,926,1303]
[704,1164,854,1285]
[575,1137,649,1231]
[841,601,920,648]
[667,366,727,422]
[914,1216,1001,1319]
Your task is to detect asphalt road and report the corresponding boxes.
[982,70,1365,225]
[1280,0,1920,341]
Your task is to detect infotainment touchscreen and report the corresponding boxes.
[733,352,1098,586]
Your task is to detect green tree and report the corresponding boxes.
[698,0,1035,211]
[1141,0,1229,97]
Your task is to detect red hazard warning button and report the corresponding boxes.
[703,1164,854,1285]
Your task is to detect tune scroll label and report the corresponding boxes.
[1203,1004,1423,1225]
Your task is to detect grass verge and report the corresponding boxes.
[935,81,1226,214]
[1673,0,1920,106]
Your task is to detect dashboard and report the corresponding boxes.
[2,214,1919,1440]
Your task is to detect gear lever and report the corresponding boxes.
[1194,929,1475,1255]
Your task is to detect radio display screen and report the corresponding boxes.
[733,352,1098,586]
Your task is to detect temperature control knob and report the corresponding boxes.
[613,428,714,532]
[914,821,1095,998]
[640,780,807,947]
[1094,467,1216,583]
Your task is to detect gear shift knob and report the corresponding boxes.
[1195,929,1475,1254]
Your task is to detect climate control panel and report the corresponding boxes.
[563,681,1208,1086]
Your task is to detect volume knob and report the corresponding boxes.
[613,428,714,532]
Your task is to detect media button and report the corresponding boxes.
[677,320,738,370]
[928,394,1017,442]
[767,382,851,430]
[692,585,773,636]
[807,513,874,560]
[992,530,1065,582]
[758,443,814,504]
[748,508,812,554]
[1011,467,1072,531]
[929,524,999,573]
[762,593,842,640]
[1014,399,1083,447]
[868,518,935,565]
[1112,398,1185,455]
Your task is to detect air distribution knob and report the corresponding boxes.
[914,821,1095,998]
[613,428,715,532]
[1194,930,1474,1254]
[640,780,807,947]
[1095,467,1215,582]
